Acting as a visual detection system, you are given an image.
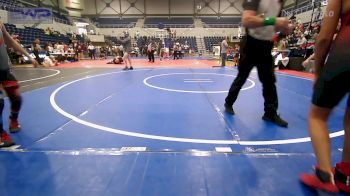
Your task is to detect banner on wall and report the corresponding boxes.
[0,10,8,23]
[8,7,53,24]
[65,0,83,10]
[87,34,105,42]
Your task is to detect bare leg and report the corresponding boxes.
[127,54,132,68]
[123,53,129,68]
[308,104,333,172]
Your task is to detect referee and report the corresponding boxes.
[224,0,291,127]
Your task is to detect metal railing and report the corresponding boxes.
[143,24,194,28]
[282,0,326,17]
[203,24,240,28]
[54,17,71,25]
[97,23,136,28]
[282,3,314,17]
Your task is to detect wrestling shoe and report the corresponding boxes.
[224,103,235,115]
[300,167,339,193]
[335,162,350,193]
[9,118,21,133]
[262,114,288,127]
[0,131,15,148]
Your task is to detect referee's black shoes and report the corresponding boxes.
[224,103,235,115]
[262,114,288,127]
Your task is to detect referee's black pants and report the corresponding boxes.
[225,35,278,116]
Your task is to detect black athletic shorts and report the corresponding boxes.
[0,69,19,88]
[312,70,350,108]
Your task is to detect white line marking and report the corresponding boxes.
[50,69,344,145]
[215,147,232,152]
[80,111,89,116]
[97,95,113,105]
[183,81,214,83]
[19,69,60,83]
[183,79,212,81]
[143,73,255,94]
[0,145,21,151]
[120,147,147,152]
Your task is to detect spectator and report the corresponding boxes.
[88,42,96,60]
[32,39,42,65]
[147,42,155,62]
[221,36,229,67]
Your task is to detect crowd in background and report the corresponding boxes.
[7,29,201,67]
[6,14,325,70]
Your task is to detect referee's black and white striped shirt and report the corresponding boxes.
[243,0,283,41]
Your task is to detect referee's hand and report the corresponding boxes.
[275,17,290,34]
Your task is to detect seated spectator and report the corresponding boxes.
[56,42,64,53]
[43,53,58,67]
[47,42,54,53]
[99,47,107,59]
[32,39,42,65]
[297,35,308,49]
[275,51,290,70]
[45,27,51,35]
[278,37,288,51]
[183,42,189,50]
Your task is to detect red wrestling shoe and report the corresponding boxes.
[335,162,350,193]
[9,118,21,133]
[300,167,339,193]
[0,131,15,148]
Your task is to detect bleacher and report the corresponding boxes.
[93,18,137,28]
[173,36,197,52]
[53,13,71,25]
[282,0,325,16]
[144,18,194,28]
[105,36,123,45]
[204,36,224,52]
[137,36,158,49]
[4,23,71,46]
[201,17,241,28]
[75,34,84,43]
[136,36,197,52]
[0,0,18,12]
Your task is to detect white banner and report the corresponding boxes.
[8,7,53,24]
[87,34,105,42]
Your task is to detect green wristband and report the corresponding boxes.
[263,17,276,26]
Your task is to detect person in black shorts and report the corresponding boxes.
[0,21,39,148]
[300,0,350,193]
